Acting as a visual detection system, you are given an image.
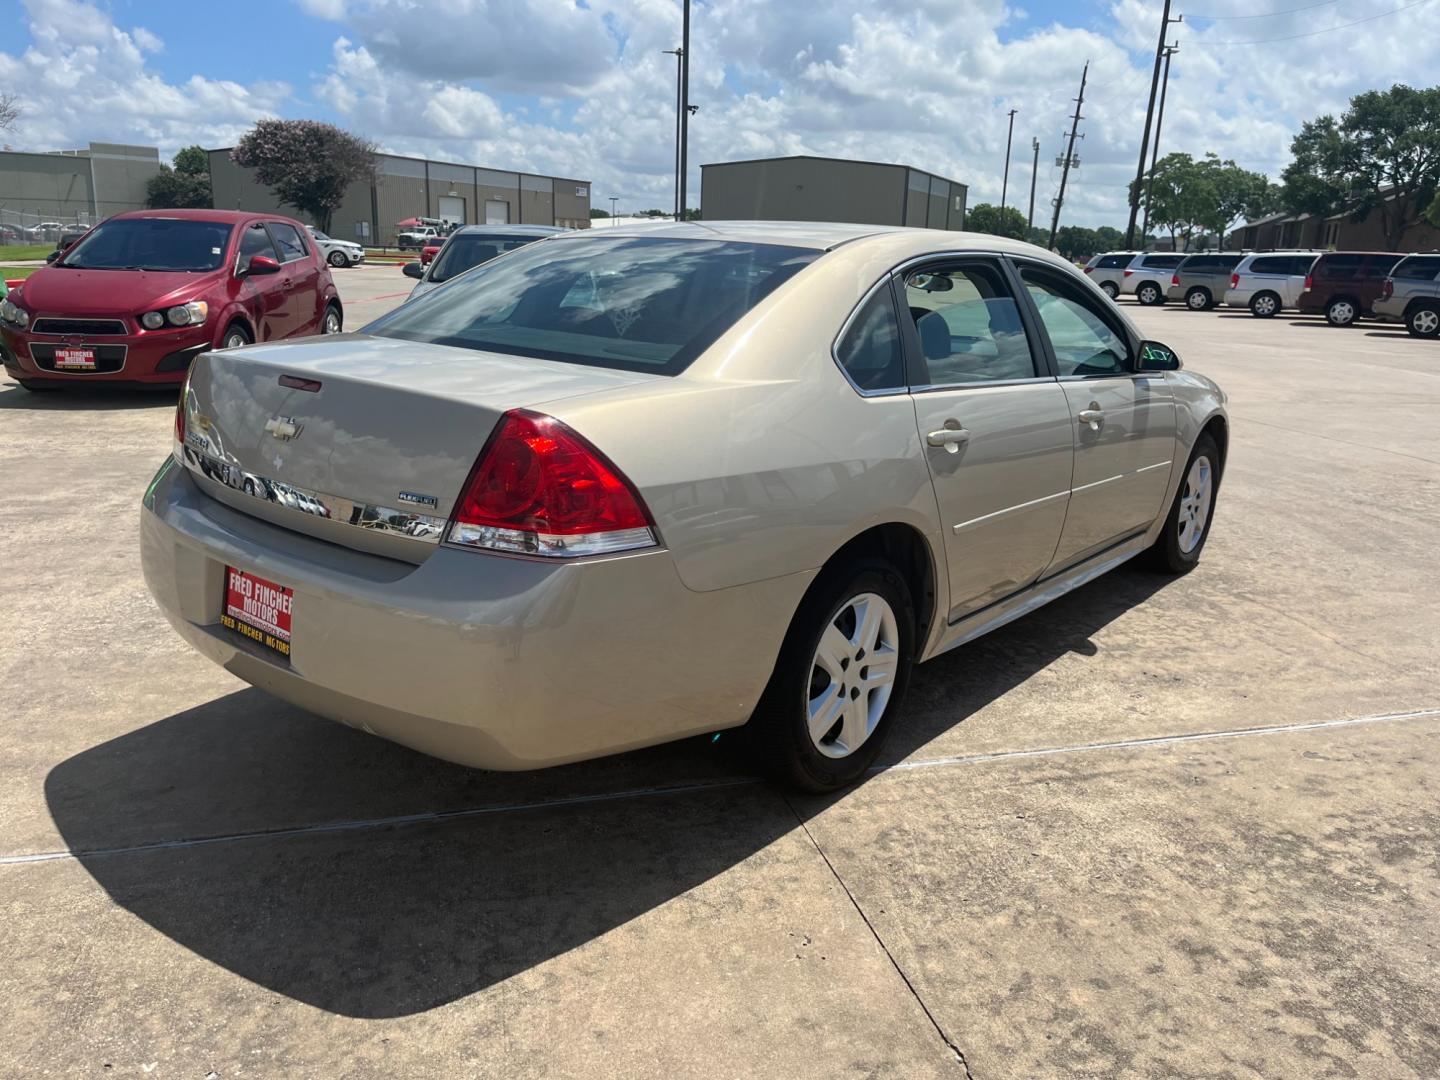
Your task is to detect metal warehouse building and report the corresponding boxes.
[0,142,161,232]
[701,155,968,231]
[208,149,592,246]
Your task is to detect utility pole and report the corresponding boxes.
[1000,108,1017,212]
[1027,137,1040,230]
[677,0,692,221]
[1049,63,1088,251]
[1140,43,1178,245]
[1124,1,1182,248]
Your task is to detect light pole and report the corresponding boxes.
[1027,137,1039,231]
[1000,108,1017,212]
[1140,43,1178,246]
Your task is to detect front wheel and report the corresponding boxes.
[1406,304,1440,338]
[221,323,252,350]
[1147,434,1220,574]
[322,303,343,334]
[1326,298,1358,327]
[747,560,915,792]
[327,250,348,268]
[1100,281,1119,300]
[1136,282,1163,306]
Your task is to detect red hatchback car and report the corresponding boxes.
[0,209,342,390]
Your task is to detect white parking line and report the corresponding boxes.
[3,706,1436,868]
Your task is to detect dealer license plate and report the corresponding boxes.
[221,566,292,660]
[54,347,97,369]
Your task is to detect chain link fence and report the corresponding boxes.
[0,208,95,245]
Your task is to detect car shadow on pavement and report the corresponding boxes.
[0,382,177,410]
[45,566,1172,1018]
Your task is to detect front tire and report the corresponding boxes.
[747,560,915,792]
[327,250,348,268]
[1148,433,1220,575]
[1100,281,1119,299]
[1249,291,1280,318]
[1136,282,1163,306]
[1186,286,1213,311]
[221,322,252,350]
[1406,304,1440,339]
[322,303,343,334]
[1326,298,1358,327]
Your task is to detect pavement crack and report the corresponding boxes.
[783,794,975,1077]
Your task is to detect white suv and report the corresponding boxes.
[1224,252,1319,317]
[1082,251,1141,299]
[1121,252,1187,305]
[306,227,366,268]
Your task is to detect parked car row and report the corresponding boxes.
[1084,248,1440,337]
[401,225,569,299]
[0,209,343,390]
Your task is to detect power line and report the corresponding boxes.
[1187,0,1433,44]
[1186,0,1340,18]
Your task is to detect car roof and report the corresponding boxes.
[107,208,287,225]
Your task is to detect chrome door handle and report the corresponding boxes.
[926,427,971,452]
[1078,407,1104,428]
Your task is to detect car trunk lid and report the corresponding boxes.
[179,333,661,562]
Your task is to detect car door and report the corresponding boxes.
[265,221,319,337]
[897,257,1075,619]
[235,222,289,343]
[1013,259,1177,571]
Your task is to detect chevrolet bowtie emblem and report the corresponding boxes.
[265,416,303,441]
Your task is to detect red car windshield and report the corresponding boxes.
[61,218,234,272]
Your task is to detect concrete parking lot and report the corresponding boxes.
[2,265,1437,1078]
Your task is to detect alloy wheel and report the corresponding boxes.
[224,331,247,349]
[323,308,342,334]
[1101,282,1118,299]
[328,251,346,268]
[1138,284,1160,305]
[1187,289,1210,311]
[806,592,900,759]
[1410,307,1439,337]
[1177,455,1213,554]
[1251,294,1278,317]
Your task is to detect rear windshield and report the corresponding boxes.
[368,236,820,374]
[60,217,234,272]
[429,233,547,284]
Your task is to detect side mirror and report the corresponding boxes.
[45,251,59,264]
[402,261,425,280]
[1138,341,1181,371]
[245,254,281,276]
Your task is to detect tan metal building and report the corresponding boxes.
[0,142,161,232]
[208,148,591,245]
[701,155,968,230]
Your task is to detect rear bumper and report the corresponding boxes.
[1370,297,1405,321]
[140,460,810,770]
[1,324,208,385]
[1223,288,1254,307]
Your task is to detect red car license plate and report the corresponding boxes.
[54,347,96,369]
[221,566,293,659]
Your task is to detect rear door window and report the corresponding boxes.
[1393,255,1440,280]
[901,261,1038,384]
[1249,256,1292,275]
[1318,254,1363,279]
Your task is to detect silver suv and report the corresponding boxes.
[1372,253,1440,338]
[1122,252,1187,305]
[1223,252,1319,318]
[1082,251,1141,299]
[1168,252,1246,311]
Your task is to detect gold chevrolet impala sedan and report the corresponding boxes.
[142,222,1227,791]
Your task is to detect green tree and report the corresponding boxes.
[1132,152,1214,251]
[965,202,1029,240]
[589,208,611,219]
[1093,226,1124,251]
[1280,84,1440,250]
[231,120,377,234]
[145,144,212,209]
[1054,226,1100,261]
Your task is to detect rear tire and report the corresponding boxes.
[1326,297,1359,327]
[1406,304,1440,339]
[1186,286,1213,311]
[1147,433,1220,575]
[1100,281,1119,299]
[746,559,915,793]
[1249,291,1280,318]
[1136,282,1163,306]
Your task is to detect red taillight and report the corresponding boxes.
[447,409,655,557]
[1230,273,1239,289]
[1171,274,1180,287]
[1304,275,1313,292]
[1083,266,1093,274]
[1381,278,1394,299]
[1123,269,1134,277]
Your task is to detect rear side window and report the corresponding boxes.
[267,222,309,262]
[1250,256,1294,275]
[1095,254,1133,270]
[1361,254,1403,277]
[1142,254,1185,270]
[1317,254,1363,279]
[1393,255,1440,280]
[835,285,905,392]
[367,236,820,375]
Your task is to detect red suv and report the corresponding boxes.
[0,209,342,391]
[1295,251,1405,327]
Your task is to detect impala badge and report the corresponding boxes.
[265,416,303,441]
[397,491,438,508]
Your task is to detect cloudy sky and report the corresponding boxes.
[1,0,1436,227]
